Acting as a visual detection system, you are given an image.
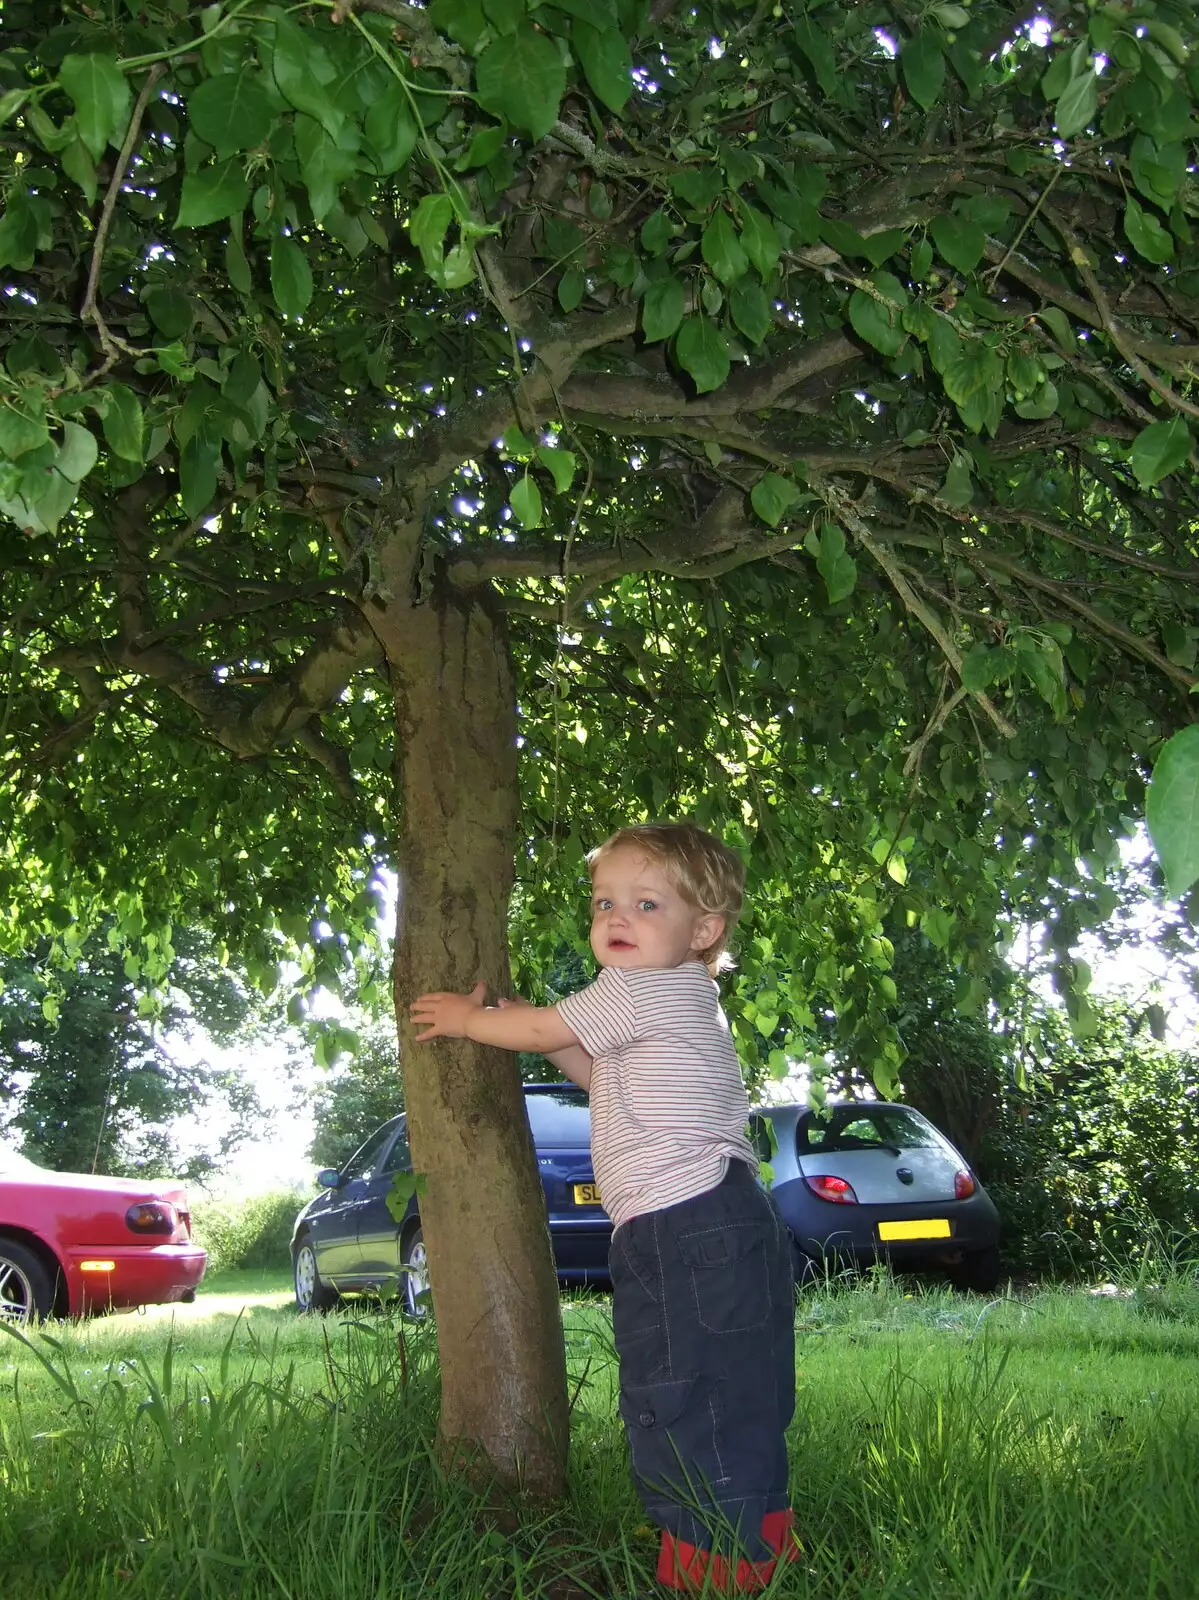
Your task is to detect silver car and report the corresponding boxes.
[751,1101,1002,1291]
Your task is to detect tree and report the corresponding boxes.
[308,1022,404,1169]
[978,994,1199,1275]
[0,930,265,1178]
[3,0,1199,1491]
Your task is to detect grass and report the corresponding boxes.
[1,1267,1197,1599]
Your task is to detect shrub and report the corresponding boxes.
[190,1189,310,1274]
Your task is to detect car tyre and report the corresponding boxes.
[947,1244,1002,1294]
[0,1239,54,1325]
[293,1238,338,1313]
[401,1226,430,1319]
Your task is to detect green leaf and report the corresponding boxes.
[849,288,905,357]
[177,162,251,228]
[59,53,131,161]
[61,138,98,205]
[902,30,945,110]
[814,522,857,604]
[409,192,454,276]
[941,343,1002,407]
[535,444,576,494]
[456,121,507,171]
[364,82,418,175]
[1123,196,1174,264]
[1147,725,1199,896]
[909,237,933,281]
[929,213,986,275]
[701,210,748,285]
[642,277,685,343]
[1129,416,1192,488]
[1014,379,1058,420]
[272,16,343,138]
[573,21,632,113]
[1055,65,1098,139]
[729,279,771,345]
[188,73,274,159]
[640,209,675,257]
[675,317,730,394]
[294,115,356,224]
[509,472,543,528]
[0,191,38,272]
[558,267,585,311]
[430,0,488,51]
[225,223,253,295]
[483,0,526,34]
[179,432,220,518]
[861,228,908,268]
[919,908,954,950]
[750,472,800,528]
[737,202,781,280]
[793,19,839,99]
[55,421,98,483]
[100,384,144,461]
[270,235,314,317]
[0,402,50,458]
[475,30,566,141]
[960,642,995,692]
[939,452,974,507]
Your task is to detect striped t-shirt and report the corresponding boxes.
[556,961,756,1228]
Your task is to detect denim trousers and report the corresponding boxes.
[609,1161,796,1561]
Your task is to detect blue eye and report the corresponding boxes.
[637,899,656,912]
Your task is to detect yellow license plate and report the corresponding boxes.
[573,1183,602,1206]
[878,1219,951,1241]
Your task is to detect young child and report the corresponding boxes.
[410,822,797,1594]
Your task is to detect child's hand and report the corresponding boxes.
[410,980,487,1041]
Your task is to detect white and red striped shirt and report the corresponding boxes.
[556,961,756,1228]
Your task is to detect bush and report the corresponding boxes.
[191,1189,310,1274]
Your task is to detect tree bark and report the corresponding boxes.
[370,550,570,1497]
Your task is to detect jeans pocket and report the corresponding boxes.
[676,1221,771,1334]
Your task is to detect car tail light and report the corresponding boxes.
[954,1170,976,1199]
[804,1174,859,1205]
[126,1200,178,1236]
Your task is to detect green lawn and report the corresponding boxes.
[1,1271,1196,1598]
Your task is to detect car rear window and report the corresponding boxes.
[798,1106,943,1153]
[524,1087,591,1148]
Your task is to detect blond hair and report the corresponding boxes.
[587,821,746,973]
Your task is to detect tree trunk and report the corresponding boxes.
[371,559,570,1497]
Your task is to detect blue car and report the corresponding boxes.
[291,1084,611,1315]
[751,1100,1002,1291]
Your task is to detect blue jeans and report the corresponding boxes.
[609,1161,796,1560]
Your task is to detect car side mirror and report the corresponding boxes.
[317,1168,343,1189]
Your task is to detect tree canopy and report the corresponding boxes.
[0,927,265,1176]
[3,0,1199,1489]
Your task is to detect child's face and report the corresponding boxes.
[588,847,724,971]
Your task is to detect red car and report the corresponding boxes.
[0,1145,207,1325]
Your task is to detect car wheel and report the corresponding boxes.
[0,1239,54,1325]
[293,1239,338,1313]
[401,1226,430,1318]
[947,1244,1003,1294]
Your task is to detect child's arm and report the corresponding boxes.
[411,981,581,1058]
[496,996,592,1091]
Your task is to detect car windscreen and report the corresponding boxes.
[523,1088,591,1148]
[341,1120,400,1179]
[798,1106,944,1154]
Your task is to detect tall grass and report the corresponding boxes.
[1,1274,1196,1598]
